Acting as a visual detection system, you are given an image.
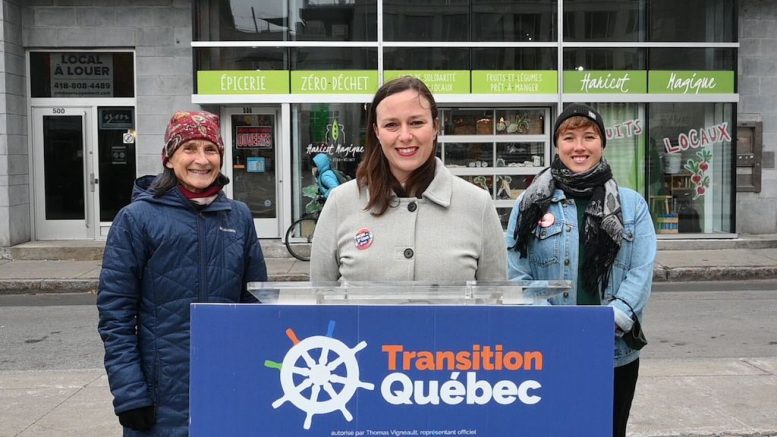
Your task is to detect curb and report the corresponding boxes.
[4,268,777,294]
[653,266,777,282]
[0,279,98,294]
[0,273,312,295]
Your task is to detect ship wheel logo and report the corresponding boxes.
[265,320,374,430]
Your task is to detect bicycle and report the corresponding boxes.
[284,211,319,262]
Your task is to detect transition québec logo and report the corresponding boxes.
[264,321,545,431]
[264,320,374,430]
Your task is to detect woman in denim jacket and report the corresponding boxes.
[505,104,656,437]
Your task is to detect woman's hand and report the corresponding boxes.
[118,405,155,431]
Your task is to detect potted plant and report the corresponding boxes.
[514,113,530,134]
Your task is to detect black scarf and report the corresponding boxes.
[512,156,624,297]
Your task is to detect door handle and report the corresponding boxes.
[89,173,98,192]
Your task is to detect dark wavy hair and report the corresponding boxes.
[356,76,439,216]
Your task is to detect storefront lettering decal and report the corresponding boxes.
[563,71,647,94]
[197,71,289,95]
[684,149,713,199]
[583,72,630,93]
[236,126,273,149]
[305,118,365,162]
[605,119,643,140]
[222,74,266,91]
[663,122,731,154]
[384,70,470,94]
[305,143,364,160]
[471,71,557,94]
[291,71,379,94]
[648,71,735,94]
[666,72,715,94]
[99,108,134,130]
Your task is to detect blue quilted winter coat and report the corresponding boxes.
[97,175,267,436]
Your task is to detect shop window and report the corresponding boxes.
[291,48,377,70]
[649,0,735,42]
[231,113,278,219]
[195,47,288,71]
[647,103,734,234]
[563,0,643,42]
[195,0,377,42]
[590,103,645,193]
[384,0,556,42]
[472,48,557,70]
[97,107,137,222]
[292,103,368,220]
[439,107,551,222]
[563,48,645,71]
[472,0,556,42]
[648,48,736,71]
[383,48,469,70]
[29,52,134,98]
[384,0,469,41]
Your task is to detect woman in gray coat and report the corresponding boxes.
[310,76,506,282]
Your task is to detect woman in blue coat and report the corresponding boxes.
[97,111,268,436]
[506,104,656,437]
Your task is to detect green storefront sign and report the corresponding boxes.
[563,70,647,94]
[199,69,735,97]
[648,71,735,94]
[383,70,470,94]
[197,71,289,94]
[291,71,379,94]
[471,71,557,94]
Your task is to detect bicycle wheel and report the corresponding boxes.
[285,217,317,261]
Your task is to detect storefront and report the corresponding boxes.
[191,0,737,239]
[27,50,137,239]
[11,0,744,244]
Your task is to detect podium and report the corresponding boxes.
[190,281,613,436]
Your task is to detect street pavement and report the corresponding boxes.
[1,239,777,436]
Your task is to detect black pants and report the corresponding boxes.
[613,358,640,437]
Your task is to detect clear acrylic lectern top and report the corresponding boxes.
[248,280,570,306]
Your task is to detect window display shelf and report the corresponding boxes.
[448,167,543,176]
[495,199,521,208]
[439,107,550,208]
[440,134,548,143]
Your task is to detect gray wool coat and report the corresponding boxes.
[310,159,507,282]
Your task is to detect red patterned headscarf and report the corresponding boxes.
[162,111,224,164]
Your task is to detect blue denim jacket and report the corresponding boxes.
[505,187,656,367]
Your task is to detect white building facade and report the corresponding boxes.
[0,0,773,247]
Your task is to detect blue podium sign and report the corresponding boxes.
[190,305,613,436]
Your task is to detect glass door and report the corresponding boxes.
[32,107,96,239]
[223,107,282,238]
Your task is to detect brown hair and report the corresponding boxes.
[555,116,603,144]
[356,76,439,216]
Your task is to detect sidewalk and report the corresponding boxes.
[1,240,777,436]
[0,257,311,294]
[1,358,775,436]
[4,241,777,293]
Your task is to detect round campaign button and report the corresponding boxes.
[354,228,373,250]
[538,213,555,228]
